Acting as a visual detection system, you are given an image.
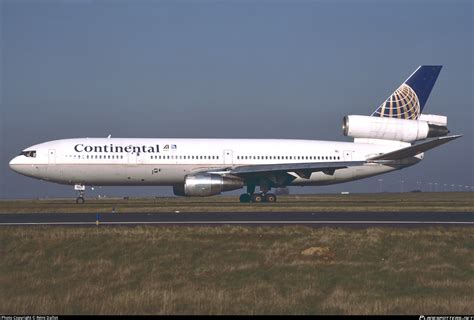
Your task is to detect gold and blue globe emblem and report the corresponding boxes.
[373,84,421,119]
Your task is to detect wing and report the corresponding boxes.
[189,134,461,187]
[226,161,365,187]
[189,160,364,187]
[230,161,365,177]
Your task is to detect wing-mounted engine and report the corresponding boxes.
[342,115,449,143]
[173,174,244,197]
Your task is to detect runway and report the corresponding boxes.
[0,212,473,227]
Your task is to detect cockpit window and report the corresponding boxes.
[20,150,36,158]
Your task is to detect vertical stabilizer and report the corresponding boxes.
[371,65,442,119]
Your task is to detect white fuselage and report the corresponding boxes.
[9,138,421,188]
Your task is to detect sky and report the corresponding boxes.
[0,0,472,199]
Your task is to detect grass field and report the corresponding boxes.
[1,226,473,315]
[1,192,473,213]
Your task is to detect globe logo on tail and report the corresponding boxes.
[372,83,421,120]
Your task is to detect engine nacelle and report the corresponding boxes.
[342,115,449,142]
[419,114,447,127]
[173,174,244,197]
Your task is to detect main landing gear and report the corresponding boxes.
[239,185,277,203]
[75,184,86,204]
[239,192,277,203]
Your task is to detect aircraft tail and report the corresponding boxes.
[371,65,442,120]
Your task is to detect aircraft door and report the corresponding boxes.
[223,150,233,165]
[48,149,56,164]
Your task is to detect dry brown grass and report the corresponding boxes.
[1,226,473,314]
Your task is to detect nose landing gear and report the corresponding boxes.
[74,184,86,204]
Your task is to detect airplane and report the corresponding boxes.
[9,65,462,203]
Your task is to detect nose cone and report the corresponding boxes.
[8,157,22,173]
[9,156,21,173]
[8,156,29,176]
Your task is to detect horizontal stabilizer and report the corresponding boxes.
[368,135,462,161]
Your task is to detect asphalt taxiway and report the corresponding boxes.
[0,211,473,227]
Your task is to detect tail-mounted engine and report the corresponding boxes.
[342,115,449,142]
[173,174,244,197]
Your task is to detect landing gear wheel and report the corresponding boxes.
[74,184,86,204]
[265,193,277,203]
[251,193,263,203]
[239,193,251,203]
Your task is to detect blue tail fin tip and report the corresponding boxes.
[372,65,442,120]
